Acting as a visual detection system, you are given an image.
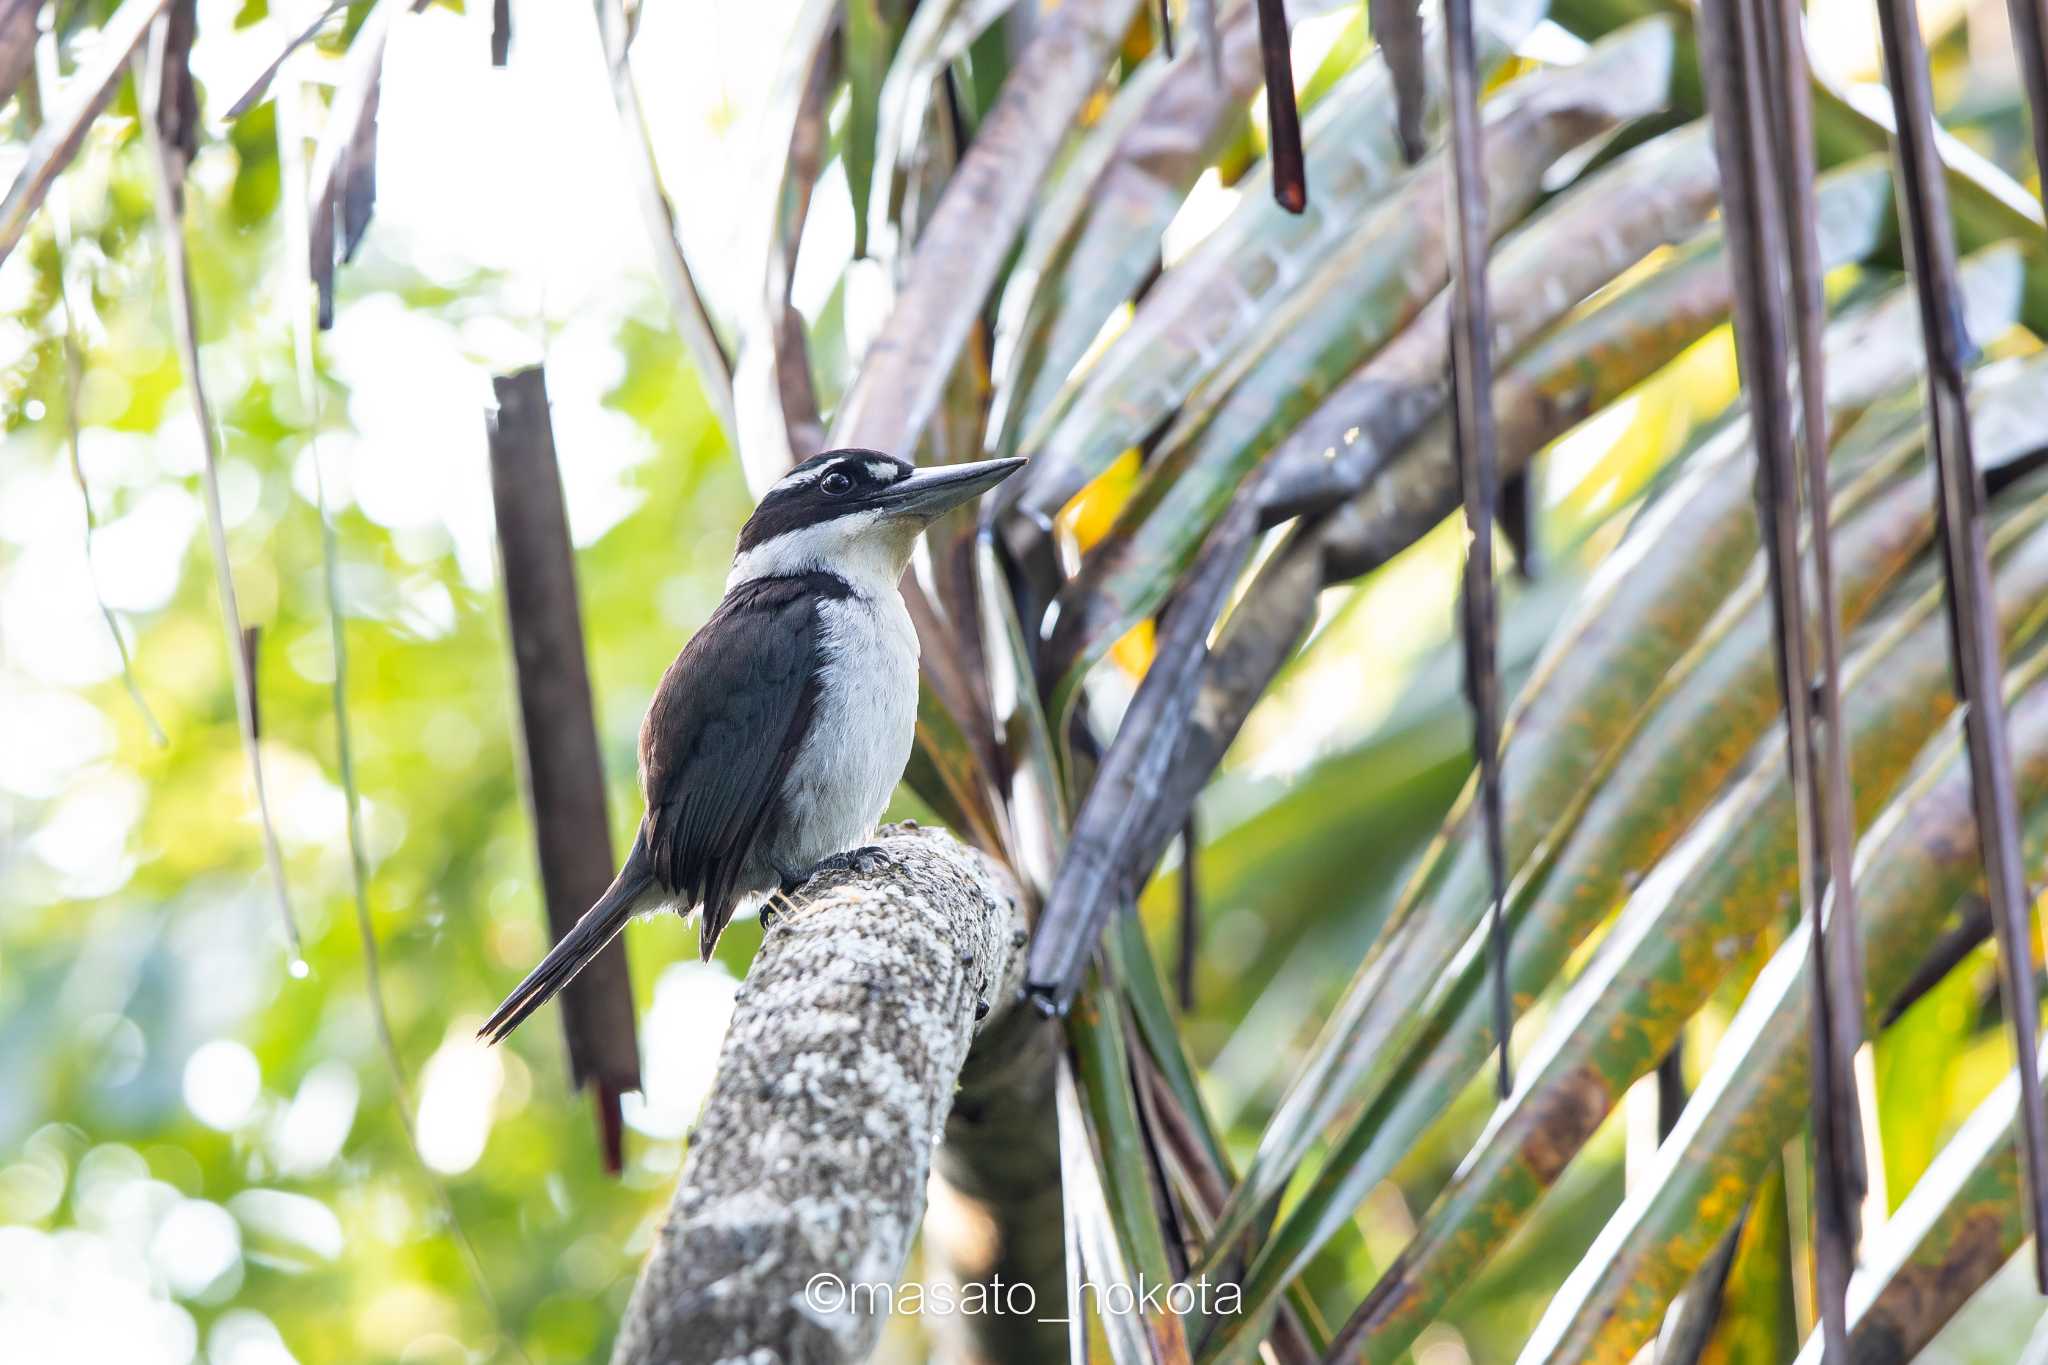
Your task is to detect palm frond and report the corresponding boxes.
[1522,668,2048,1359]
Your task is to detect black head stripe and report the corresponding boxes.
[737,448,913,553]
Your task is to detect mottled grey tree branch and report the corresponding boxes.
[610,823,1037,1365]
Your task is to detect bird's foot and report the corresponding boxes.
[759,904,781,932]
[780,844,888,894]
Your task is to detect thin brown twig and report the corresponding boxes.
[1121,1002,1193,1281]
[1766,0,1867,1057]
[1692,0,1866,1346]
[1440,0,1513,1101]
[1873,0,2048,1293]
[137,28,300,967]
[270,78,531,1360]
[1764,8,1874,1343]
[1176,814,1199,1011]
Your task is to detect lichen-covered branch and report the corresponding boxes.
[610,823,1030,1365]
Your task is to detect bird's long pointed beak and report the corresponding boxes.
[884,457,1027,520]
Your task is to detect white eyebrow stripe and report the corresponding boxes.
[865,459,901,482]
[775,465,829,491]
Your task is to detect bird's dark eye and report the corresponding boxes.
[821,470,855,496]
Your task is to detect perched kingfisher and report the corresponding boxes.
[481,449,1025,1044]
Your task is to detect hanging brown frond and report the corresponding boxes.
[1440,0,1512,1100]
[1692,0,1866,1345]
[156,0,198,171]
[1499,467,1538,578]
[1253,0,1306,211]
[0,0,173,267]
[1369,0,1428,162]
[1873,0,2048,1293]
[306,0,406,328]
[487,367,645,1177]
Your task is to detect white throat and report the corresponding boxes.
[727,510,920,599]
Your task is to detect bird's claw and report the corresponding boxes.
[786,844,889,891]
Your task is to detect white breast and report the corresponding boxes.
[763,588,921,871]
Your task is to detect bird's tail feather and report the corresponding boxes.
[480,841,653,1046]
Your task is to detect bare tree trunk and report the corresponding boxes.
[610,823,1041,1365]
